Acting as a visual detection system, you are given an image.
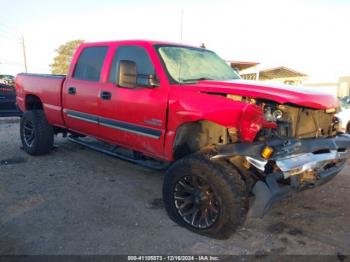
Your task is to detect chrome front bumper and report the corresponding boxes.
[244,134,350,179]
[214,133,350,179]
[213,134,350,218]
[275,149,349,178]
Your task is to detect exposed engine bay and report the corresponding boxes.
[221,93,347,191]
[226,94,339,142]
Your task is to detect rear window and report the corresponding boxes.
[73,46,108,81]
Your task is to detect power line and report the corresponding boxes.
[0,21,39,48]
[0,59,48,72]
[0,32,28,73]
[0,21,21,35]
[0,26,20,39]
[0,59,23,66]
[0,22,35,45]
[0,22,48,73]
[0,32,20,43]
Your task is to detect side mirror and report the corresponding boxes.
[118,60,137,88]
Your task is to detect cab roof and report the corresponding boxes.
[79,39,199,48]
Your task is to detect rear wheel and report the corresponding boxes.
[347,122,350,133]
[20,110,54,155]
[163,154,248,239]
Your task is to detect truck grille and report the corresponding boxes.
[276,105,336,139]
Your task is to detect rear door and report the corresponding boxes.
[62,46,108,137]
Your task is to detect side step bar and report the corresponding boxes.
[68,136,170,170]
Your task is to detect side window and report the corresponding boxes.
[109,46,155,85]
[73,46,108,82]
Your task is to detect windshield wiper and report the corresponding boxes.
[180,77,214,83]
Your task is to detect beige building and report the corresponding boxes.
[228,61,308,85]
[304,76,350,98]
[228,61,350,99]
[338,76,350,97]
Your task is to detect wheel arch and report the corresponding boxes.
[25,94,43,111]
[172,120,230,160]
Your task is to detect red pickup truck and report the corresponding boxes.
[16,40,350,239]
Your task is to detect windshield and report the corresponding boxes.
[156,45,240,83]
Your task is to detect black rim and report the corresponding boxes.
[23,119,35,147]
[174,175,220,229]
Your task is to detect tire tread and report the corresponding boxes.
[20,110,54,155]
[163,153,248,239]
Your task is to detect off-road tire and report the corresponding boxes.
[20,110,54,155]
[163,154,248,239]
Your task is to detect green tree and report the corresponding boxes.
[50,39,84,74]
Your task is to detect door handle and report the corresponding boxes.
[68,87,76,95]
[101,91,112,100]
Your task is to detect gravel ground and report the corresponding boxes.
[0,117,349,258]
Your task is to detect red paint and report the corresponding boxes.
[15,40,339,161]
[185,80,339,110]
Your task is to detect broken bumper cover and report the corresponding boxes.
[212,134,350,217]
[247,136,350,179]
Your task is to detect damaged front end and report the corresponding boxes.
[212,134,350,218]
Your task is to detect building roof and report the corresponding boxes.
[258,66,308,80]
[304,82,337,87]
[227,61,259,71]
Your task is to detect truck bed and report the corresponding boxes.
[16,73,66,126]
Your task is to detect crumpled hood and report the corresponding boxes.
[185,79,339,110]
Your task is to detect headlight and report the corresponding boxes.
[264,106,283,121]
[273,110,283,120]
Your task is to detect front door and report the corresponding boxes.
[98,45,168,159]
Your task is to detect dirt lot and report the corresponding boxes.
[0,117,349,257]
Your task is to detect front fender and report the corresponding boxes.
[163,90,274,160]
[168,91,269,142]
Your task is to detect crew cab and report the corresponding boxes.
[16,40,350,239]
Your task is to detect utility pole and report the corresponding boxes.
[180,9,183,43]
[21,34,28,73]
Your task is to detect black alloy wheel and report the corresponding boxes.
[163,154,248,239]
[174,175,220,229]
[22,118,35,147]
[20,110,54,155]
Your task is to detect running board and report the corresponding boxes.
[68,136,170,170]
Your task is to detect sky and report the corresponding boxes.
[0,0,350,82]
